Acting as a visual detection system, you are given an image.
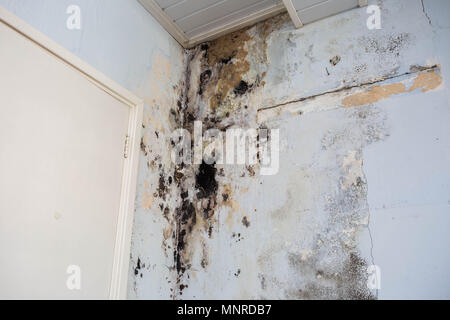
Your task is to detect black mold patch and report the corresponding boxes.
[221,56,233,64]
[140,138,147,156]
[242,216,250,228]
[287,251,375,300]
[196,162,218,199]
[198,69,212,95]
[174,199,196,275]
[330,55,341,66]
[361,33,411,56]
[134,258,142,276]
[179,200,196,227]
[234,80,249,96]
[157,173,168,200]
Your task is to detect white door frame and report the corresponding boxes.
[0,6,143,300]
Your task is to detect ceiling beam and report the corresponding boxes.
[282,0,303,29]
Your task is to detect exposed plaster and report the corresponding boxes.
[258,65,440,113]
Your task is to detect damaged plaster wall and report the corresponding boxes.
[5,0,450,300]
[165,0,450,299]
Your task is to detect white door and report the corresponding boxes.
[0,12,137,299]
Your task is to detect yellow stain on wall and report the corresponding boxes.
[408,70,442,93]
[141,182,154,210]
[342,70,443,108]
[342,83,406,108]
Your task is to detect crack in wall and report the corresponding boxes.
[421,0,432,26]
[363,158,378,299]
[257,65,440,113]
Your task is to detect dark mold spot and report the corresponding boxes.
[179,200,196,226]
[157,174,167,200]
[234,80,249,96]
[221,56,232,64]
[174,199,196,275]
[242,216,250,228]
[134,258,141,276]
[196,162,218,199]
[163,207,170,221]
[199,69,212,95]
[246,165,256,177]
[140,138,147,156]
[330,55,341,66]
[287,251,375,300]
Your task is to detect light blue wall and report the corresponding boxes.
[0,0,182,93]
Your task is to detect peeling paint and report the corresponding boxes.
[343,69,442,107]
[408,70,443,92]
[342,83,407,107]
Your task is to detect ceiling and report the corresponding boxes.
[139,0,368,48]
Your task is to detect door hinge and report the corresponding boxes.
[124,135,130,159]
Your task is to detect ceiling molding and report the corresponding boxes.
[138,0,189,47]
[138,0,367,49]
[282,0,303,28]
[187,3,286,48]
[138,0,286,49]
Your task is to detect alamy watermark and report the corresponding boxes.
[367,265,381,290]
[66,5,81,30]
[170,121,279,176]
[66,265,81,290]
[366,5,381,30]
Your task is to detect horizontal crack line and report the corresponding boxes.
[257,65,439,113]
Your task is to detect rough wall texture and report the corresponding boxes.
[134,0,449,299]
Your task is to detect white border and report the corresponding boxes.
[0,6,143,300]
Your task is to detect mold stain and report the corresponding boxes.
[196,162,218,199]
[134,1,449,300]
[242,216,250,228]
[203,29,252,111]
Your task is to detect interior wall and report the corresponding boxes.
[2,0,450,300]
[0,0,185,299]
[168,0,450,299]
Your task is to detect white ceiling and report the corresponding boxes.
[139,0,367,48]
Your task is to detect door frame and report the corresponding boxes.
[0,6,143,300]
